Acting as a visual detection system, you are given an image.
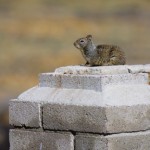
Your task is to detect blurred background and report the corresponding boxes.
[0,0,150,149]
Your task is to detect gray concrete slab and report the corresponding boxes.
[75,133,107,150]
[15,84,150,133]
[55,65,129,75]
[9,99,41,127]
[75,131,150,150]
[43,104,106,133]
[39,73,148,91]
[9,129,74,150]
[55,65,150,75]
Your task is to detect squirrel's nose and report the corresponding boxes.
[73,42,78,48]
[74,42,80,49]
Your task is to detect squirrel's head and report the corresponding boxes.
[74,35,92,49]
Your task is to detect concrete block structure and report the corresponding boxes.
[9,65,150,149]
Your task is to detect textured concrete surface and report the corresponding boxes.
[9,129,74,150]
[18,87,103,106]
[106,104,150,133]
[75,133,107,150]
[144,64,150,72]
[39,73,148,90]
[126,64,150,73]
[39,73,61,88]
[75,131,150,150]
[55,65,150,75]
[127,65,145,73]
[43,103,150,134]
[100,73,148,88]
[42,84,150,133]
[9,99,41,127]
[9,65,150,149]
[15,84,150,133]
[60,74,102,91]
[43,104,106,133]
[55,65,129,75]
[103,84,150,106]
[107,131,150,150]
[18,85,150,106]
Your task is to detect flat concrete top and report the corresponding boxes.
[18,85,150,106]
[16,64,150,107]
[54,64,150,75]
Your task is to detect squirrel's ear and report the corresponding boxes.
[86,35,92,40]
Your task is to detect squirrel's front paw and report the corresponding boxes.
[79,64,85,66]
[79,62,90,66]
[85,64,92,67]
[84,61,92,67]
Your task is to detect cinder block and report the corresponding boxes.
[43,104,106,133]
[105,105,150,133]
[61,75,102,91]
[39,73,102,91]
[39,73,61,87]
[101,73,148,88]
[42,84,150,134]
[55,65,150,75]
[148,73,150,84]
[99,65,129,75]
[9,129,74,150]
[127,65,145,73]
[104,85,150,133]
[75,134,107,150]
[107,131,150,150]
[144,64,150,72]
[61,73,148,91]
[55,65,129,75]
[9,99,41,127]
[18,87,103,106]
[9,65,150,150]
[39,73,148,91]
[103,84,150,106]
[127,64,150,73]
[55,66,93,75]
[75,131,150,150]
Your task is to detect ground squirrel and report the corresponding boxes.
[74,35,126,66]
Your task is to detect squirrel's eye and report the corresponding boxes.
[80,40,84,43]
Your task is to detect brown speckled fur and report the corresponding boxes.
[74,35,126,66]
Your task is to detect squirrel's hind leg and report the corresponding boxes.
[79,61,91,66]
[85,61,89,65]
[85,61,93,67]
[107,57,123,65]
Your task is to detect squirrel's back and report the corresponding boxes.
[95,44,126,65]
